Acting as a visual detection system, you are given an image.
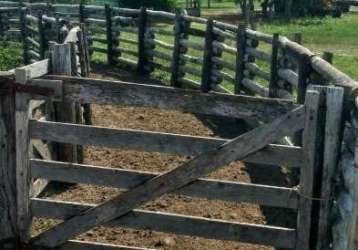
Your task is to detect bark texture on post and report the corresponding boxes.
[0,76,18,250]
[201,18,214,92]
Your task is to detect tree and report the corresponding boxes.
[237,0,333,19]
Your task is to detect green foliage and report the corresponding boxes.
[0,41,22,71]
[118,0,177,11]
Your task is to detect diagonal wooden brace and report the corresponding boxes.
[31,104,307,248]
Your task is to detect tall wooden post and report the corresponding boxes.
[15,91,31,243]
[37,12,46,59]
[20,8,29,64]
[316,86,344,250]
[269,33,279,98]
[235,24,247,94]
[79,1,85,24]
[0,13,5,37]
[201,18,214,93]
[171,10,185,88]
[0,75,19,250]
[137,7,149,75]
[105,4,114,65]
[349,141,358,250]
[51,43,78,163]
[297,89,324,250]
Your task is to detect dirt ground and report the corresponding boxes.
[32,65,296,250]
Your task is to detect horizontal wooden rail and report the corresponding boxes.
[30,120,303,167]
[57,240,156,250]
[42,76,299,122]
[30,159,299,208]
[31,198,297,249]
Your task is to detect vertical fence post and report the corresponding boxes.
[316,86,344,250]
[20,8,29,64]
[79,1,85,24]
[0,13,4,37]
[14,90,31,243]
[51,43,78,163]
[295,53,312,146]
[105,4,114,65]
[235,23,247,94]
[201,18,214,92]
[269,33,279,97]
[297,89,324,250]
[349,141,358,250]
[171,10,185,88]
[37,12,46,59]
[137,7,149,75]
[297,53,312,104]
[0,75,19,250]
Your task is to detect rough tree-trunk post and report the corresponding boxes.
[79,1,85,24]
[20,8,29,64]
[51,43,78,163]
[349,141,358,250]
[171,10,186,88]
[295,52,312,146]
[0,75,19,250]
[235,24,247,94]
[201,18,214,92]
[105,4,114,66]
[269,33,279,97]
[137,7,149,75]
[37,12,46,59]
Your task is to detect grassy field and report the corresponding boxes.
[258,11,358,79]
[0,41,22,71]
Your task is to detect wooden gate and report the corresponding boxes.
[11,73,344,250]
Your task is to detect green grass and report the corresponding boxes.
[258,12,358,79]
[0,41,22,71]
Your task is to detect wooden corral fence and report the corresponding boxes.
[0,2,358,250]
[0,43,346,250]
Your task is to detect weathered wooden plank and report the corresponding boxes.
[349,141,358,250]
[59,240,156,250]
[44,76,299,123]
[15,59,50,84]
[32,138,52,159]
[30,178,49,198]
[296,90,322,250]
[30,159,299,208]
[31,198,296,249]
[15,91,31,242]
[317,87,344,249]
[31,105,305,247]
[28,79,63,101]
[30,120,303,167]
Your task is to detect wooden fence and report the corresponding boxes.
[0,2,358,250]
[0,48,345,250]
